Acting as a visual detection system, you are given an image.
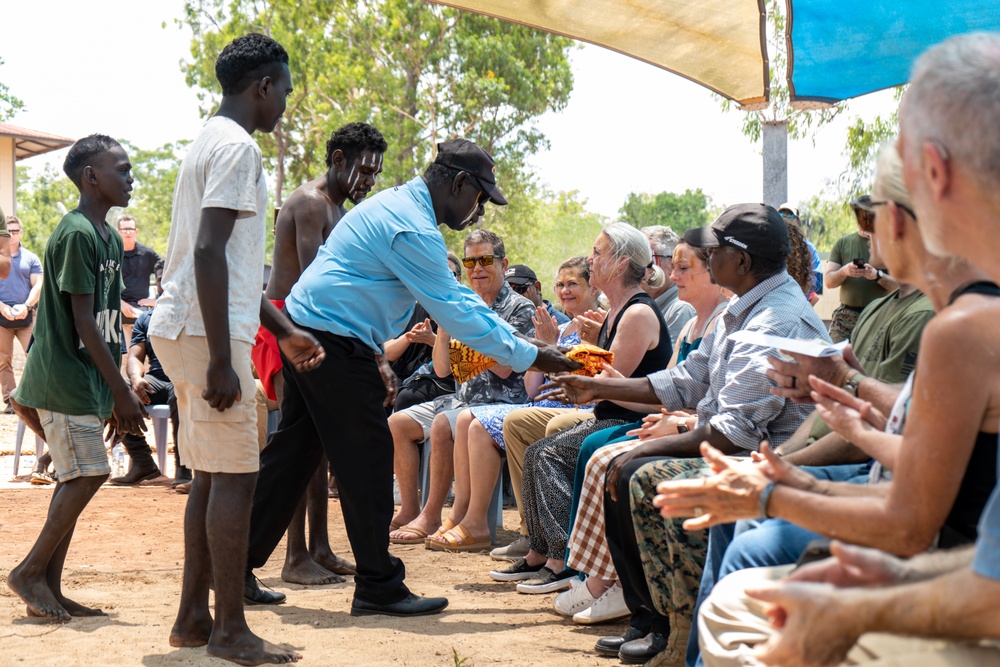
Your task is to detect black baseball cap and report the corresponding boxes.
[505,264,537,284]
[683,203,790,262]
[434,139,508,206]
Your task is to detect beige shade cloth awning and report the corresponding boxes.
[430,0,770,108]
[0,123,75,161]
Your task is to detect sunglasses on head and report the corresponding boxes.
[462,254,502,268]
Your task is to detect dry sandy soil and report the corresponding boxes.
[0,340,625,666]
[0,485,627,667]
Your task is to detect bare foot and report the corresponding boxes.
[208,630,301,665]
[311,549,357,576]
[55,594,106,617]
[8,566,70,622]
[389,511,417,532]
[281,556,345,585]
[169,612,214,648]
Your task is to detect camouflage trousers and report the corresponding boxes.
[629,458,712,620]
[828,304,862,343]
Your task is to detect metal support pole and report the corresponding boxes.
[762,120,788,208]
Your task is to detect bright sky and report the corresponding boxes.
[2,0,899,219]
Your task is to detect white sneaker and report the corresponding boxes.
[490,536,530,561]
[572,583,628,624]
[553,579,598,616]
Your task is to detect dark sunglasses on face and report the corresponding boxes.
[509,282,530,294]
[462,254,502,268]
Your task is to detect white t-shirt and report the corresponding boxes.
[150,116,267,344]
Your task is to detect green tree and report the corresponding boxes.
[798,195,857,253]
[442,189,606,297]
[718,0,843,144]
[178,0,574,215]
[106,140,189,255]
[617,189,713,234]
[0,57,26,122]
[16,140,188,258]
[13,163,78,250]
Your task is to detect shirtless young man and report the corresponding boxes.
[249,122,387,593]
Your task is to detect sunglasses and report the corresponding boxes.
[509,282,531,294]
[462,254,503,268]
[866,199,918,222]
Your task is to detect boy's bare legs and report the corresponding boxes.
[8,474,107,621]
[281,460,347,585]
[171,471,299,664]
[306,457,356,576]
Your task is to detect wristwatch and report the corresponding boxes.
[842,372,867,397]
[677,422,689,434]
[872,269,884,282]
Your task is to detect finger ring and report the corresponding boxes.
[695,506,704,516]
[791,377,797,389]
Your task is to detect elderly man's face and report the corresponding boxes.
[898,102,950,257]
[705,246,743,291]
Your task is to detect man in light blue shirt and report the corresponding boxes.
[247,139,577,618]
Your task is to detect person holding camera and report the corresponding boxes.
[823,196,898,342]
[0,215,42,413]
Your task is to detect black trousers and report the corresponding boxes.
[606,455,670,636]
[247,325,408,604]
[122,375,178,462]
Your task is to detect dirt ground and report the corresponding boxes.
[0,347,626,666]
[0,487,627,666]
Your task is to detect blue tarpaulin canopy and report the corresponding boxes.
[787,1,1000,107]
[430,0,1000,108]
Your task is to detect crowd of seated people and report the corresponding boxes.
[406,33,1000,667]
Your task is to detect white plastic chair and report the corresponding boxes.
[12,418,45,478]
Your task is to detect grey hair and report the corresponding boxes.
[641,225,681,257]
[904,32,1000,189]
[873,140,915,213]
[602,222,660,287]
[463,228,505,257]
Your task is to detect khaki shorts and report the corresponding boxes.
[152,329,259,474]
[38,409,110,482]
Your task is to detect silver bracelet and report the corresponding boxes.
[758,481,777,518]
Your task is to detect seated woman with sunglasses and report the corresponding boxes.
[388,230,537,546]
[426,257,602,552]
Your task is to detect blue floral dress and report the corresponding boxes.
[469,327,587,451]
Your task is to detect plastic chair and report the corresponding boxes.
[12,418,45,478]
[418,441,505,543]
[147,404,172,474]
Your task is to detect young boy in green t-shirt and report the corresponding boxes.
[7,134,147,622]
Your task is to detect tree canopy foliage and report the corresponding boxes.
[617,189,714,234]
[15,140,186,256]
[0,58,26,122]
[178,0,575,207]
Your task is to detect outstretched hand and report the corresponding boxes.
[809,375,887,436]
[784,540,907,588]
[529,344,582,374]
[653,441,769,529]
[538,373,599,405]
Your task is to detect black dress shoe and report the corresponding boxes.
[619,632,668,664]
[594,626,647,656]
[350,593,449,617]
[244,572,287,605]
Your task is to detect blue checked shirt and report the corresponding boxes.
[648,271,827,452]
